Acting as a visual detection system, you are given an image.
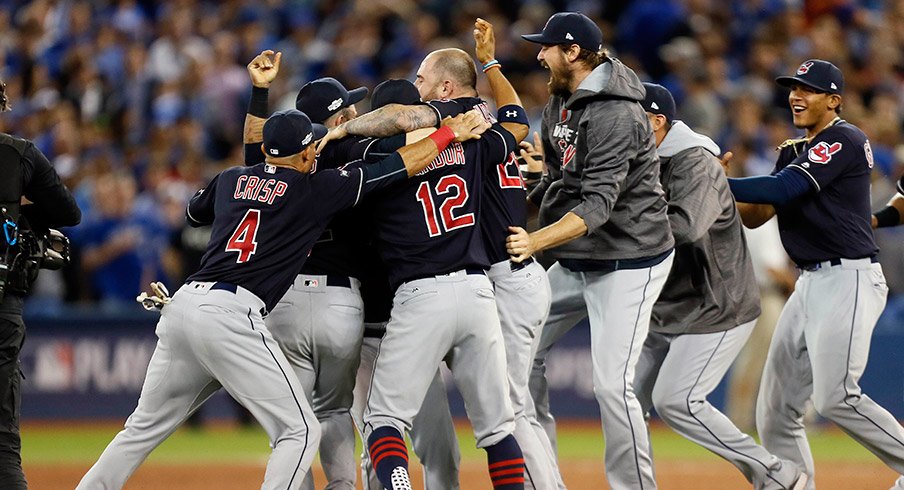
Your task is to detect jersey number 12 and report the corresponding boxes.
[415,175,475,237]
[226,209,261,263]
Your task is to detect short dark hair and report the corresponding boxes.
[0,80,9,112]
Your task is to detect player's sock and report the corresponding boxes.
[485,434,525,489]
[367,426,411,490]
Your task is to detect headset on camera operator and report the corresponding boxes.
[0,79,81,489]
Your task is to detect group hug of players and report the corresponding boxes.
[76,12,904,490]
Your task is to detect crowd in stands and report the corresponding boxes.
[2,0,903,311]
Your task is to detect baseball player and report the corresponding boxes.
[511,12,676,489]
[317,49,533,490]
[319,28,561,487]
[76,105,489,489]
[635,83,807,490]
[726,59,904,490]
[346,78,462,490]
[243,52,372,490]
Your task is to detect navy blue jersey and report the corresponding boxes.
[370,123,518,289]
[772,119,878,264]
[245,136,378,280]
[429,97,526,263]
[186,156,407,311]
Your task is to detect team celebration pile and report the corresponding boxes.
[3,1,904,490]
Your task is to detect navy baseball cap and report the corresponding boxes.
[522,12,603,52]
[641,83,677,122]
[371,79,422,110]
[262,109,328,158]
[295,77,369,123]
[776,59,844,94]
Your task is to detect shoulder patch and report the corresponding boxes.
[808,141,842,164]
[864,140,874,169]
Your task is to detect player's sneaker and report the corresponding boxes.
[390,467,413,490]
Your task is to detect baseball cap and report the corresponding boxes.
[775,59,844,94]
[262,109,328,158]
[295,77,369,123]
[371,79,422,110]
[522,12,603,52]
[640,83,676,123]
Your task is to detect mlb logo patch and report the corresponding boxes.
[864,140,874,169]
[808,141,842,164]
[328,98,343,111]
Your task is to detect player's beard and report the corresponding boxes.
[545,62,573,97]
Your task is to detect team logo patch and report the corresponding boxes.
[302,132,313,145]
[328,98,343,111]
[864,140,874,169]
[797,61,814,75]
[808,141,842,164]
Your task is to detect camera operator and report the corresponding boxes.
[0,79,81,488]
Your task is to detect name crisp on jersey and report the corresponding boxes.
[233,175,288,204]
[416,142,466,176]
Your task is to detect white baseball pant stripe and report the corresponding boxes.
[531,254,673,489]
[634,323,802,489]
[487,258,563,490]
[266,274,365,490]
[757,260,904,490]
[77,282,320,490]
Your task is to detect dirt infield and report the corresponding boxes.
[25,459,898,489]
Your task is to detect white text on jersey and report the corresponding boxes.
[415,142,467,176]
[233,175,288,204]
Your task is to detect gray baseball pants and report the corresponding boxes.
[530,254,673,489]
[77,282,320,490]
[756,260,904,490]
[634,323,802,489]
[487,258,564,490]
[363,271,515,449]
[352,326,461,490]
[266,274,365,490]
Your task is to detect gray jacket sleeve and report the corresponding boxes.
[666,147,722,246]
[570,111,636,233]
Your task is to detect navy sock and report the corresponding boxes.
[367,426,411,490]
[486,434,525,489]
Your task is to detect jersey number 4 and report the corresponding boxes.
[226,209,261,263]
[415,175,475,237]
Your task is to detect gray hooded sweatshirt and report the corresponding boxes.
[529,58,674,263]
[651,121,760,334]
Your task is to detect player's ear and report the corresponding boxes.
[260,143,266,156]
[827,94,842,112]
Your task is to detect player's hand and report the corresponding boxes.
[871,214,879,229]
[248,50,282,88]
[315,123,348,154]
[719,151,734,175]
[443,110,491,142]
[473,18,496,65]
[519,131,544,173]
[136,281,172,311]
[506,226,535,263]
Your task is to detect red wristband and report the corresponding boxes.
[427,125,456,151]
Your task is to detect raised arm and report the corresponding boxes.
[474,18,529,142]
[243,50,281,165]
[317,103,440,154]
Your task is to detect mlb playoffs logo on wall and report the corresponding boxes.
[808,141,842,164]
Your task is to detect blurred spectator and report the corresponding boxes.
[0,0,899,308]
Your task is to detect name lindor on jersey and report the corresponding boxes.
[415,142,467,176]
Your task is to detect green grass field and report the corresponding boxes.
[21,420,879,465]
